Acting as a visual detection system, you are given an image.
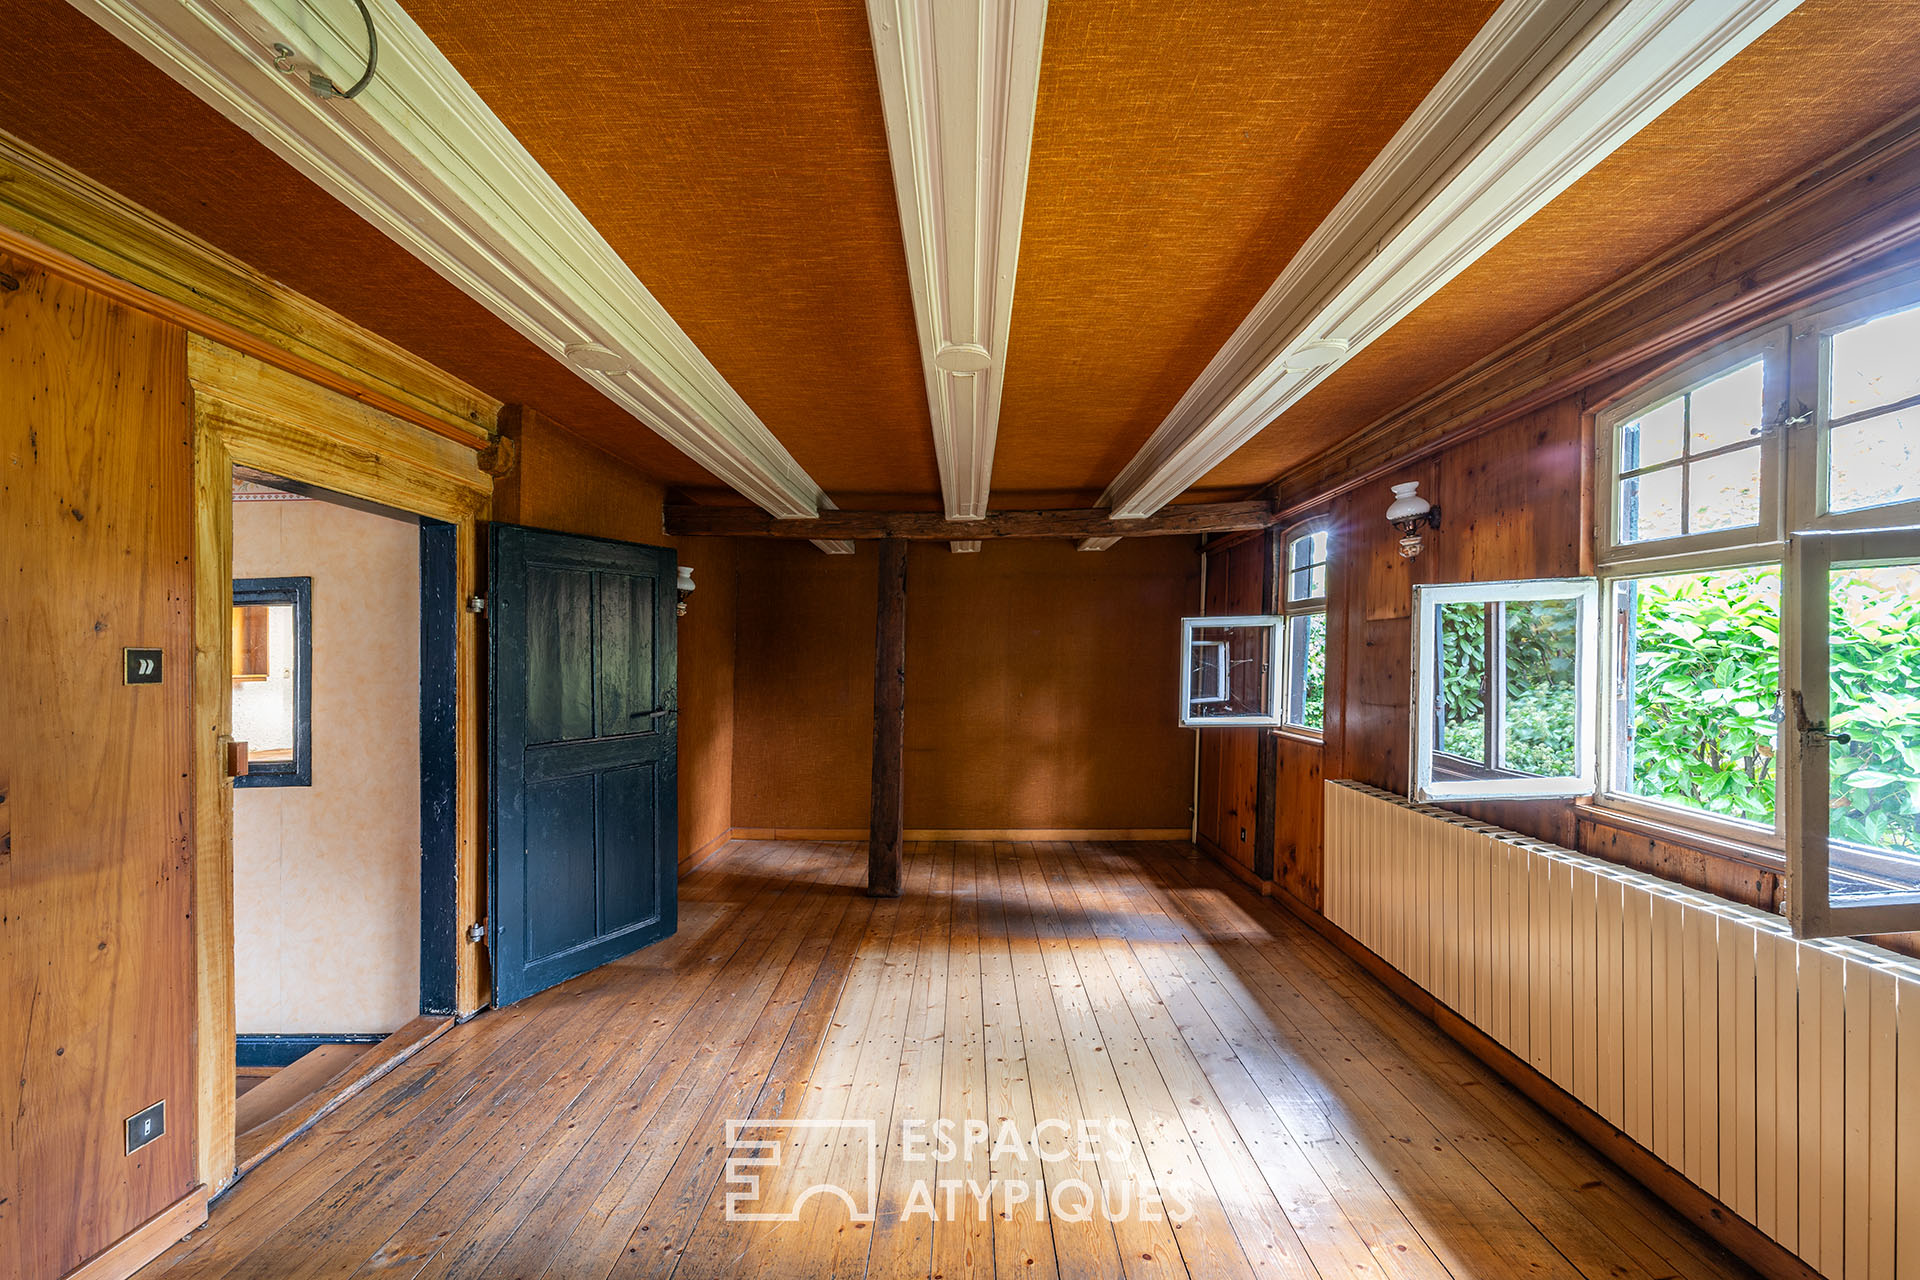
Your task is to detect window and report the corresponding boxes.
[232,577,311,787]
[1280,526,1329,732]
[1410,579,1598,802]
[1180,616,1281,726]
[1595,283,1920,935]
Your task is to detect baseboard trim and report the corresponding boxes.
[63,1186,209,1280]
[235,1032,382,1068]
[1261,883,1821,1280]
[729,827,1191,842]
[680,827,736,875]
[1193,833,1275,896]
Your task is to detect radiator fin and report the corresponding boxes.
[1324,779,1920,1279]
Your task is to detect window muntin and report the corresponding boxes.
[1820,300,1920,517]
[1285,528,1329,605]
[1279,525,1329,734]
[1614,359,1768,545]
[1411,578,1598,803]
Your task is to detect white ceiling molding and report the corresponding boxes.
[70,0,834,520]
[1090,0,1803,528]
[866,0,1047,521]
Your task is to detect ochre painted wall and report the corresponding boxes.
[232,497,422,1035]
[731,537,1199,833]
[0,262,198,1280]
[490,410,737,867]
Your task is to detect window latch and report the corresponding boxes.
[1791,690,1851,747]
[1767,399,1814,433]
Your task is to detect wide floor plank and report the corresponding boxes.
[141,841,1761,1280]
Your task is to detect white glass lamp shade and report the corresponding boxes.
[676,565,695,593]
[1385,481,1431,522]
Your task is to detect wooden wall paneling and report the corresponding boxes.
[0,263,198,1280]
[186,338,492,1193]
[1253,530,1278,883]
[0,132,499,449]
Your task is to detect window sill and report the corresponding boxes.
[1270,727,1324,747]
[1572,800,1784,874]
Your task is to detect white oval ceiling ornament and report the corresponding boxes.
[1279,339,1351,373]
[933,343,994,373]
[562,341,632,375]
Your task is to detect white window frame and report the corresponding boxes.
[1179,615,1283,728]
[1593,274,1920,935]
[1783,527,1920,937]
[1278,522,1329,737]
[1409,577,1599,803]
[1593,328,1790,846]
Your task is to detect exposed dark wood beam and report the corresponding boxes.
[665,499,1276,542]
[868,539,907,898]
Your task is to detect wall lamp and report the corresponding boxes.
[1386,481,1441,559]
[676,565,696,616]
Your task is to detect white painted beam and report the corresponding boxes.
[867,0,1047,522]
[71,0,835,520]
[1091,0,1803,529]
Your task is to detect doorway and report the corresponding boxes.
[223,468,461,1170]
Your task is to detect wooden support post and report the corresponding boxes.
[869,539,908,897]
[1253,528,1279,883]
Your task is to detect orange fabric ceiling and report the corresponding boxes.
[402,1,938,503]
[1198,0,1920,496]
[0,1,720,490]
[990,0,1502,500]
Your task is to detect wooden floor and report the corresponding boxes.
[144,840,1759,1280]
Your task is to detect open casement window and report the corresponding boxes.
[1783,529,1920,937]
[1181,615,1282,727]
[1279,525,1329,733]
[1410,578,1599,802]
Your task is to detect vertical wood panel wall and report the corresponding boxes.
[0,262,199,1279]
[730,537,1198,834]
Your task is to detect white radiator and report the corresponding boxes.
[1323,780,1920,1280]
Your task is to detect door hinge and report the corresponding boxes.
[466,921,487,943]
[466,596,487,614]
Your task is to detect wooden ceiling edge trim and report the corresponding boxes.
[665,500,1273,541]
[0,131,497,451]
[1095,0,1803,521]
[1266,108,1920,520]
[73,0,833,519]
[867,0,1047,521]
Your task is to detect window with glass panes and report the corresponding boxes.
[1596,282,1920,936]
[1280,525,1328,732]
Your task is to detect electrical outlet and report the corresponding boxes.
[125,1100,164,1154]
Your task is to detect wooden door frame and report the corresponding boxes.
[187,335,492,1193]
